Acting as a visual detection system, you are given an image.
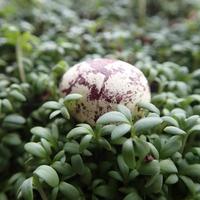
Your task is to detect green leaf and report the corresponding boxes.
[117,104,132,121]
[111,137,127,145]
[171,108,186,120]
[20,178,33,200]
[0,79,9,88]
[59,181,80,200]
[145,174,163,193]
[77,123,93,134]
[109,171,123,182]
[160,136,182,158]
[8,172,24,185]
[24,142,46,158]
[53,150,65,161]
[4,25,19,44]
[134,117,163,133]
[111,124,131,140]
[60,106,70,119]
[117,155,129,179]
[148,142,159,160]
[122,138,135,169]
[186,115,199,129]
[64,142,80,154]
[160,159,178,174]
[98,138,112,151]
[94,185,115,199]
[51,187,59,200]
[79,134,93,151]
[180,175,196,195]
[64,93,82,101]
[49,110,61,119]
[101,125,116,135]
[53,60,68,78]
[123,191,142,200]
[189,125,200,134]
[51,124,59,139]
[2,133,21,145]
[2,99,13,111]
[187,94,200,103]
[3,114,26,128]
[191,147,200,156]
[0,193,7,200]
[139,160,160,175]
[42,101,62,109]
[9,90,26,101]
[34,165,59,187]
[97,111,129,124]
[52,161,75,177]
[71,154,84,175]
[164,126,186,135]
[31,127,52,141]
[181,164,200,177]
[162,116,179,127]
[165,174,178,184]
[134,138,150,160]
[92,179,104,189]
[129,169,139,180]
[137,102,160,115]
[41,139,52,155]
[80,166,92,185]
[67,127,91,139]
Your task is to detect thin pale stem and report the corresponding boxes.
[38,187,48,200]
[181,134,189,154]
[33,176,48,200]
[131,126,136,138]
[16,36,26,82]
[138,0,146,26]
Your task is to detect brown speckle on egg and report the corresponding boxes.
[60,58,151,125]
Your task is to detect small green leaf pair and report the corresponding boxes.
[20,165,80,200]
[42,93,82,120]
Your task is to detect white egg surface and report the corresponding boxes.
[60,58,151,125]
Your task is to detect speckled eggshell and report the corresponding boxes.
[60,58,151,125]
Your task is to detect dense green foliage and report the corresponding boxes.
[0,0,200,199]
